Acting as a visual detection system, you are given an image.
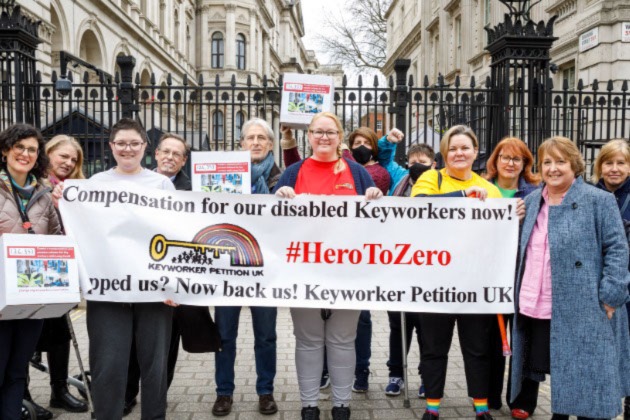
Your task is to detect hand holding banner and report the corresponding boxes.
[59,180,518,313]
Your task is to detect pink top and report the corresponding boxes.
[519,186,563,319]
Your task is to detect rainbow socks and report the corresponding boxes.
[426,398,440,415]
[473,398,489,415]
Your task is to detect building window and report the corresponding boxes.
[212,32,224,69]
[484,0,491,25]
[236,34,246,70]
[376,120,383,131]
[455,16,462,68]
[213,111,224,141]
[235,111,245,140]
[562,66,576,89]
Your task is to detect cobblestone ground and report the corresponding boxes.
[28,307,622,419]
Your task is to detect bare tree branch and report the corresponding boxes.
[318,0,391,72]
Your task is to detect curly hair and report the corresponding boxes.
[0,124,49,180]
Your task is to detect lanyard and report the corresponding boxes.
[6,172,35,234]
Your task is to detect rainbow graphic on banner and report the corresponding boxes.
[193,223,264,267]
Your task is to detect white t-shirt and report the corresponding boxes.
[90,168,175,191]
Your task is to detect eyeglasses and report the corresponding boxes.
[111,141,145,151]
[13,144,39,156]
[499,155,523,165]
[309,130,339,139]
[158,148,185,159]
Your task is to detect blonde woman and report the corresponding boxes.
[274,112,381,420]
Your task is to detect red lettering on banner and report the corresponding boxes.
[288,242,452,266]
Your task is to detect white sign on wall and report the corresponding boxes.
[622,22,630,42]
[579,27,599,52]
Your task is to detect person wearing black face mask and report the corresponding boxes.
[375,141,436,398]
[389,143,437,197]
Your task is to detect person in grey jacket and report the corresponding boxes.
[0,124,62,420]
[510,136,630,420]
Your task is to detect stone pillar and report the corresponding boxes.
[225,4,236,70]
[249,9,256,72]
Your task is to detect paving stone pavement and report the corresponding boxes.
[28,307,623,419]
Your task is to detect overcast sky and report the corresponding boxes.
[301,0,344,65]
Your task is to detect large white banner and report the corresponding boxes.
[60,180,519,313]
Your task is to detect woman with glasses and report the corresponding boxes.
[274,112,382,420]
[281,126,393,393]
[0,124,62,419]
[52,118,176,420]
[483,137,540,419]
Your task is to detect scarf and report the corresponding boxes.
[251,152,275,195]
[1,168,37,216]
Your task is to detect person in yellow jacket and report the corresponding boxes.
[411,125,523,420]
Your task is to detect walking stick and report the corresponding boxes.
[400,312,410,408]
[65,312,96,419]
[497,314,511,356]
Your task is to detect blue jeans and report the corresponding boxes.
[355,310,372,371]
[214,306,277,396]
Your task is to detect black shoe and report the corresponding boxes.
[476,413,494,420]
[624,396,630,420]
[301,406,320,420]
[29,401,53,420]
[123,398,137,417]
[212,395,233,416]
[50,384,88,413]
[331,405,351,420]
[422,412,439,420]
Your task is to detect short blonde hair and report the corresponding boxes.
[537,136,585,177]
[45,135,85,179]
[592,139,630,182]
[439,125,479,159]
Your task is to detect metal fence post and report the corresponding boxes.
[117,55,138,119]
[392,59,410,165]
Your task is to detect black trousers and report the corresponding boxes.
[418,313,493,399]
[125,313,180,403]
[386,311,422,378]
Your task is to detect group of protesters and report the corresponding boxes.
[0,111,628,420]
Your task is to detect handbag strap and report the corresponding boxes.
[620,194,630,216]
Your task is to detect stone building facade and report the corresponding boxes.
[18,0,321,87]
[382,0,630,90]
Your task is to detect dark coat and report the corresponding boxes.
[172,168,221,353]
[510,177,630,418]
[172,169,192,191]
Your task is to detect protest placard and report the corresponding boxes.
[60,180,518,313]
[190,151,251,194]
[280,73,335,129]
[0,234,81,319]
